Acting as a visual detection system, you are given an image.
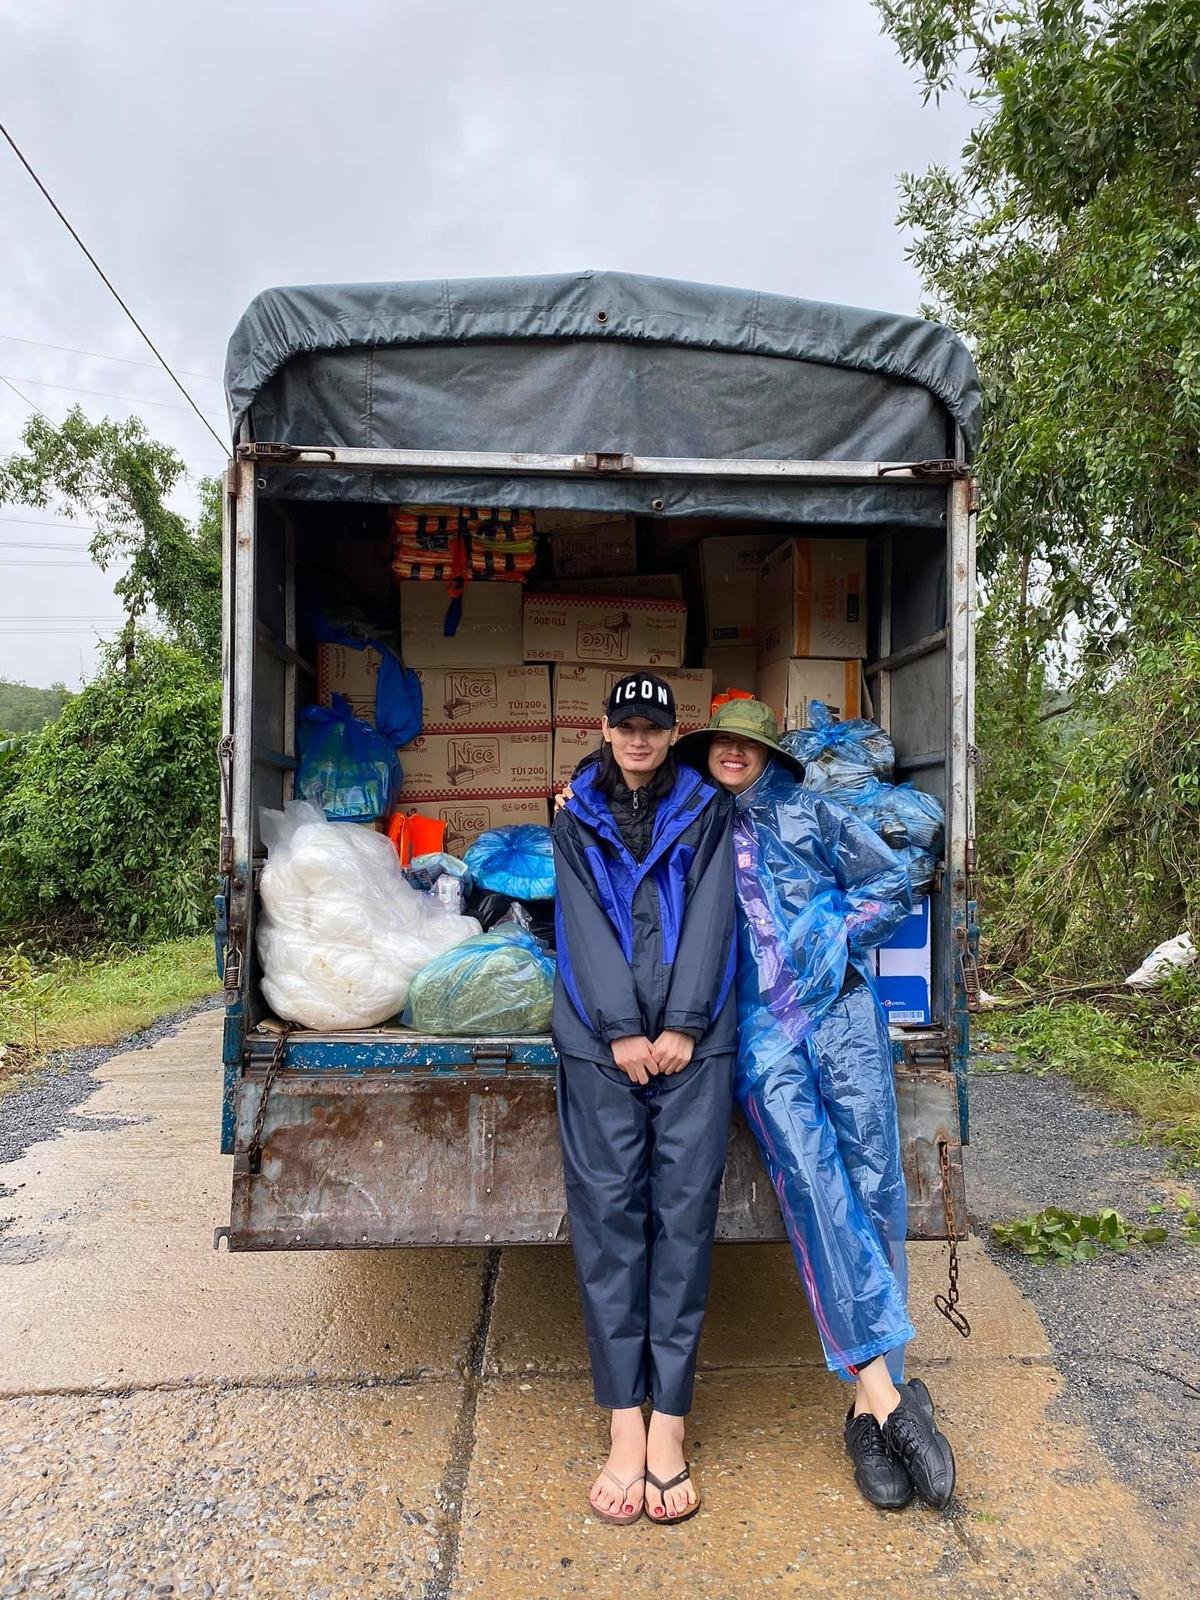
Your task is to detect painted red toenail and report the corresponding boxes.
[652,1507,664,1516]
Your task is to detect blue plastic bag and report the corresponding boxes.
[406,927,555,1034]
[784,701,895,792]
[296,696,398,822]
[810,779,944,897]
[312,616,422,747]
[464,824,555,900]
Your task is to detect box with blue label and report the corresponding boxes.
[875,897,932,1026]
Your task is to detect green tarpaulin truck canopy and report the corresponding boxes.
[224,269,979,526]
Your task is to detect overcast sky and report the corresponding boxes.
[0,0,976,688]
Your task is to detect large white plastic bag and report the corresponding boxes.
[1125,931,1197,990]
[256,801,480,1028]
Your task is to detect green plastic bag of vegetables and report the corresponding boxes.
[407,926,555,1035]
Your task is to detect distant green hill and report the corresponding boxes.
[0,678,70,735]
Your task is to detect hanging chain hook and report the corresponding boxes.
[246,1024,294,1177]
[933,1138,971,1338]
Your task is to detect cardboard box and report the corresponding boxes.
[703,645,760,696]
[692,533,783,646]
[755,658,863,731]
[758,539,868,663]
[413,666,551,734]
[398,730,551,799]
[548,517,637,579]
[875,897,932,1027]
[399,581,523,667]
[315,641,383,725]
[552,665,713,732]
[402,796,550,855]
[523,592,686,667]
[536,574,685,602]
[552,724,603,788]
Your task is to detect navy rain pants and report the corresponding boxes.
[557,1050,734,1416]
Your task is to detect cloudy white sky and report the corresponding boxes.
[0,0,976,688]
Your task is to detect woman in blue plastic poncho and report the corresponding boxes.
[676,698,957,1513]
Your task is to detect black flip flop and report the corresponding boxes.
[645,1463,701,1525]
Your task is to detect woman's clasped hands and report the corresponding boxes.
[610,1029,695,1085]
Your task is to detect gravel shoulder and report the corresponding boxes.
[0,996,221,1173]
[965,1054,1200,1519]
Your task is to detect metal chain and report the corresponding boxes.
[933,1139,971,1338]
[246,1025,293,1176]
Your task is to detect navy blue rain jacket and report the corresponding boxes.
[552,756,737,1065]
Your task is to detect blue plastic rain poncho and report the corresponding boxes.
[733,760,916,1381]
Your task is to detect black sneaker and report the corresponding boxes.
[880,1379,956,1509]
[844,1406,914,1511]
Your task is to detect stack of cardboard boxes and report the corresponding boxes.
[524,528,703,790]
[315,515,705,852]
[754,537,867,728]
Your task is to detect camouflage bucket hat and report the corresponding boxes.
[675,697,806,780]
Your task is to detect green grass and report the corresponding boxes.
[0,935,218,1089]
[978,975,1200,1166]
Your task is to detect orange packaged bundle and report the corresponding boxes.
[464,506,537,582]
[390,505,465,582]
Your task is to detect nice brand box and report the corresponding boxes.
[402,796,550,855]
[412,666,551,733]
[523,592,686,668]
[547,517,638,579]
[399,580,524,667]
[758,539,868,663]
[552,665,713,732]
[874,897,932,1027]
[398,730,551,800]
[755,658,863,731]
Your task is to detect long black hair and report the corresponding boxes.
[596,740,679,799]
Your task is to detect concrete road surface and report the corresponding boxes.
[0,1011,1194,1599]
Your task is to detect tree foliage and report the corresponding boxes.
[0,408,222,668]
[878,0,1200,975]
[0,412,223,947]
[0,637,220,943]
[0,679,70,737]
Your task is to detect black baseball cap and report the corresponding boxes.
[605,672,677,729]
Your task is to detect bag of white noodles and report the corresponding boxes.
[256,801,479,1029]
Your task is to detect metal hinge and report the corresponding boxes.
[472,1044,513,1067]
[236,441,336,463]
[879,458,971,480]
[580,451,634,472]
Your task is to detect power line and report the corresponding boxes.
[0,333,220,383]
[1,371,199,414]
[0,372,49,419]
[0,540,94,550]
[0,119,227,453]
[0,515,96,529]
[0,558,95,567]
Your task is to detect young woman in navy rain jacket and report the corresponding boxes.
[552,671,736,1528]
